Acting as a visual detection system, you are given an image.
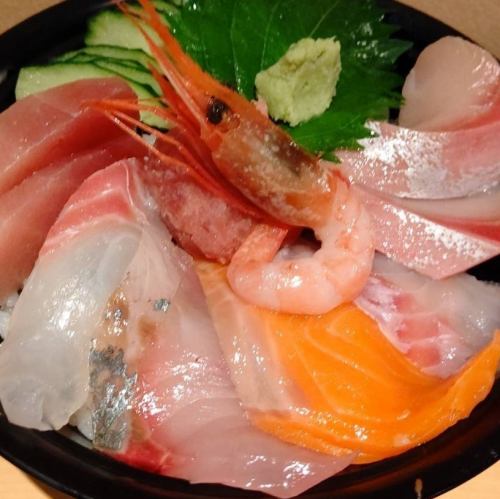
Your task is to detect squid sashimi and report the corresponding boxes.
[399,37,500,131]
[352,186,500,279]
[0,136,143,303]
[0,160,350,497]
[337,117,500,199]
[355,253,500,378]
[197,261,500,463]
[0,78,137,195]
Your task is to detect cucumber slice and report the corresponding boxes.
[92,59,161,95]
[65,53,145,70]
[85,11,162,55]
[55,45,156,70]
[16,63,165,128]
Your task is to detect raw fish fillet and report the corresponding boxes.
[0,136,144,303]
[0,78,136,195]
[393,187,500,243]
[338,119,500,199]
[0,160,349,497]
[352,186,500,279]
[399,37,500,131]
[197,261,500,463]
[355,253,500,377]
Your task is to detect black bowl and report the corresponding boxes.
[0,1,498,498]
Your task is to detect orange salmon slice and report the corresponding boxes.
[197,261,500,463]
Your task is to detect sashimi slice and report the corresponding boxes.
[337,118,500,199]
[0,78,137,195]
[353,186,500,278]
[0,161,350,497]
[141,155,254,263]
[394,187,500,242]
[197,261,500,463]
[0,161,143,430]
[355,253,500,377]
[0,136,144,303]
[399,37,500,131]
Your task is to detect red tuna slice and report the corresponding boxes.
[355,253,500,378]
[399,37,500,131]
[0,78,137,196]
[141,155,255,264]
[0,136,145,302]
[337,118,500,199]
[353,186,500,279]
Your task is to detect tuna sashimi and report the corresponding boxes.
[353,186,500,279]
[355,253,500,378]
[0,136,144,303]
[0,160,349,497]
[337,118,500,199]
[197,261,500,463]
[399,37,500,131]
[0,78,137,195]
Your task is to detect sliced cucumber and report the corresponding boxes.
[85,10,162,55]
[16,63,165,128]
[55,45,157,70]
[91,59,161,95]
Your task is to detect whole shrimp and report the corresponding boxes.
[101,0,374,315]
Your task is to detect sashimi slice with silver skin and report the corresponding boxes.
[0,162,143,430]
[0,160,350,497]
[355,253,500,378]
[399,36,500,131]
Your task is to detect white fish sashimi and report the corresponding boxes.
[0,160,350,497]
[355,253,500,378]
[399,36,500,131]
[0,164,141,430]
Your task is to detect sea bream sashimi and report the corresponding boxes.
[337,117,500,200]
[355,253,500,378]
[0,78,137,195]
[197,261,500,463]
[0,136,144,303]
[0,160,351,497]
[398,36,500,131]
[352,186,500,279]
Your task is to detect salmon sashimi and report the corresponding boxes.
[337,118,500,200]
[197,261,500,463]
[0,136,144,303]
[355,253,500,377]
[0,160,351,497]
[0,78,137,195]
[399,37,500,131]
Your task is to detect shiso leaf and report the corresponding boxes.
[165,0,411,156]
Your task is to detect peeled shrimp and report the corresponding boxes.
[228,178,373,314]
[98,0,374,314]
